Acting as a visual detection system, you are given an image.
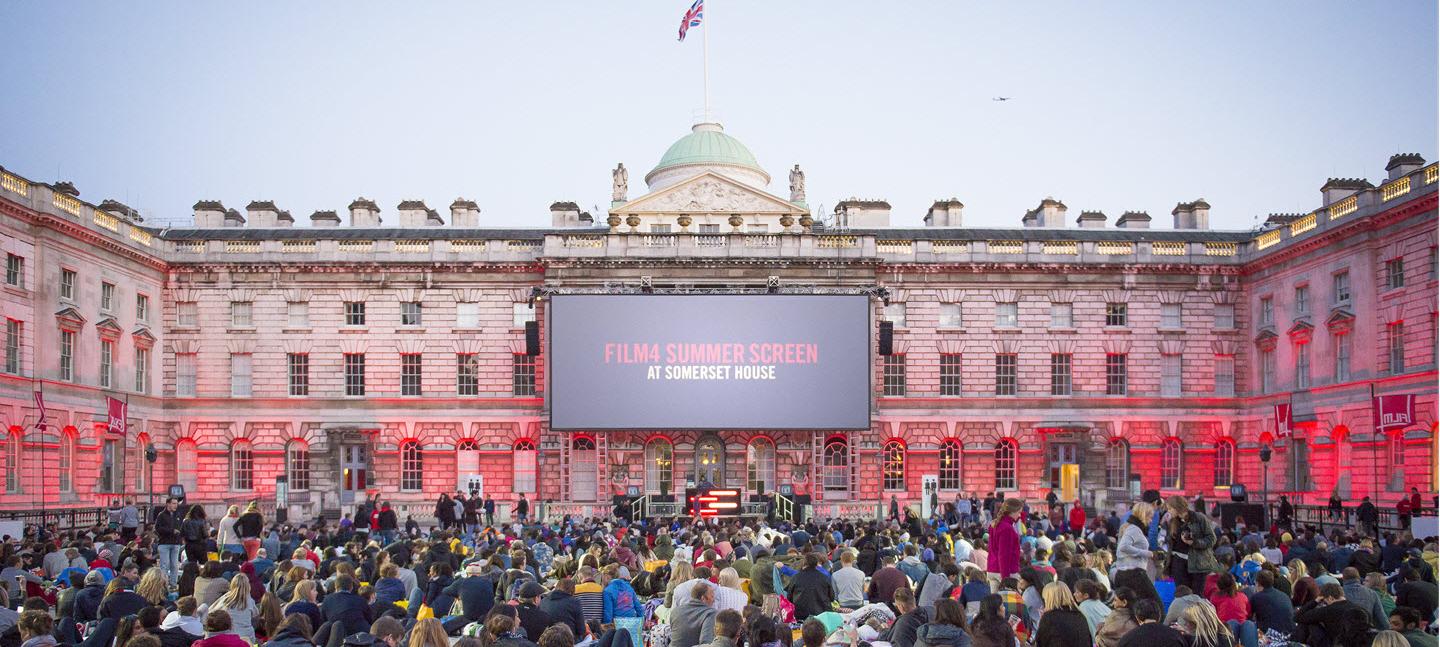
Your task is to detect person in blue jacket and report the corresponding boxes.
[601,564,643,623]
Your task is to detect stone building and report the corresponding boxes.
[0,125,1434,521]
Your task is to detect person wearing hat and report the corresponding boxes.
[73,570,109,623]
[514,581,553,642]
[440,562,496,634]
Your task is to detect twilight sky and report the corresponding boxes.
[1,2,1435,230]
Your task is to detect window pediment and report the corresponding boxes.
[54,307,86,331]
[1326,308,1356,334]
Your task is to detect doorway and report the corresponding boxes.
[1048,443,1078,489]
[339,444,368,506]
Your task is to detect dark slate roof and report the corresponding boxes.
[52,181,79,196]
[276,210,295,222]
[158,227,578,241]
[549,201,580,210]
[397,200,428,210]
[1320,178,1374,190]
[832,227,1253,242]
[246,200,278,211]
[310,210,341,221]
[1173,199,1210,213]
[929,199,964,209]
[1386,153,1425,170]
[348,198,380,211]
[193,200,225,211]
[451,199,479,209]
[836,199,891,210]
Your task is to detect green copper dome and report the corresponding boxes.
[646,123,768,186]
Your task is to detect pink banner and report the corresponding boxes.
[106,396,127,436]
[1274,403,1292,438]
[1374,394,1416,432]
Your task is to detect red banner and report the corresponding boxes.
[1274,403,1292,438]
[106,396,127,436]
[1373,394,1416,432]
[33,392,47,432]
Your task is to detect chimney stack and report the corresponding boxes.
[246,201,280,227]
[397,200,432,227]
[222,208,246,228]
[193,201,226,227]
[1320,178,1373,205]
[450,199,479,227]
[834,199,892,227]
[550,201,584,227]
[1385,153,1426,181]
[1076,210,1106,228]
[275,210,295,227]
[1172,199,1210,230]
[99,199,142,223]
[924,199,964,227]
[348,198,382,227]
[310,210,341,227]
[1115,211,1151,229]
[1023,198,1067,227]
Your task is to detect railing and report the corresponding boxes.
[817,235,858,248]
[1327,195,1358,220]
[1381,177,1412,201]
[1043,241,1078,255]
[506,240,542,251]
[641,235,676,247]
[394,240,430,253]
[773,492,795,523]
[93,210,121,232]
[281,240,316,252]
[129,229,153,246]
[339,240,373,253]
[176,241,205,253]
[562,235,603,248]
[743,235,778,248]
[53,193,83,216]
[1289,213,1317,236]
[931,240,970,254]
[1204,242,1237,257]
[695,235,726,247]
[877,240,913,254]
[1,171,28,196]
[1426,164,1439,185]
[449,240,487,252]
[987,240,1022,254]
[1151,241,1185,256]
[1255,229,1282,250]
[1096,241,1134,255]
[0,507,116,533]
[1264,502,1435,536]
[225,241,261,253]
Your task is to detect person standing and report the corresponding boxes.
[377,502,398,545]
[987,498,1023,579]
[155,498,184,586]
[217,506,242,556]
[236,502,264,560]
[516,493,530,524]
[1357,497,1380,538]
[182,505,210,564]
[483,495,496,527]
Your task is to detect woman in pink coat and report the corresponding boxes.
[987,498,1024,578]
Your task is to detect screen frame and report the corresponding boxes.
[546,292,874,431]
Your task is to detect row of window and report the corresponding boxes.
[173,352,539,397]
[48,328,151,391]
[1255,320,1426,393]
[198,301,536,330]
[1,429,153,494]
[881,353,1219,397]
[883,301,1234,331]
[639,438,778,495]
[218,438,539,493]
[50,265,152,322]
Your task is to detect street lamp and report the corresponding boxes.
[1259,443,1273,528]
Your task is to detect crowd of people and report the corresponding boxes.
[4,488,1437,647]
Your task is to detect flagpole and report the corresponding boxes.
[1370,382,1378,512]
[702,3,711,122]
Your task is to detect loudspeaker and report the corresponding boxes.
[525,320,540,356]
[1230,483,1248,502]
[879,321,894,355]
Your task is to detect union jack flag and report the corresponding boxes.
[678,0,704,41]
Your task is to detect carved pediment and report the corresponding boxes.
[1254,328,1278,350]
[95,317,123,341]
[1287,319,1315,342]
[611,172,806,216]
[55,307,86,331]
[1326,308,1356,334]
[131,327,156,349]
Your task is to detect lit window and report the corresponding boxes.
[746,437,776,495]
[938,303,962,329]
[882,440,905,491]
[4,254,22,287]
[513,439,537,493]
[400,302,422,326]
[883,303,907,328]
[230,353,252,397]
[995,302,1018,328]
[177,353,196,396]
[287,442,310,491]
[1106,353,1128,395]
[231,301,253,328]
[1214,440,1234,487]
[1295,343,1310,389]
[60,269,76,300]
[287,354,309,396]
[287,302,309,328]
[231,440,253,491]
[400,441,423,491]
[1160,439,1182,489]
[1106,439,1129,489]
[3,320,19,375]
[1050,354,1072,396]
[402,353,423,396]
[995,354,1017,396]
[345,301,366,326]
[99,340,114,388]
[882,355,906,396]
[512,303,535,328]
[1294,285,1309,315]
[1161,354,1182,396]
[939,439,962,491]
[1385,258,1405,290]
[1333,271,1350,303]
[1106,303,1128,327]
[1334,333,1351,383]
[456,302,480,328]
[1215,355,1235,396]
[1161,303,1181,329]
[1388,323,1405,374]
[177,301,198,327]
[940,354,962,396]
[345,353,366,396]
[645,439,673,495]
[1051,302,1073,328]
[59,430,75,492]
[994,441,1016,490]
[512,355,537,396]
[455,354,478,396]
[60,330,75,381]
[101,282,115,311]
[1214,304,1235,330]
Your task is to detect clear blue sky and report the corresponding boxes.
[1,2,1435,230]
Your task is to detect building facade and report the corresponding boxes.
[0,127,1435,522]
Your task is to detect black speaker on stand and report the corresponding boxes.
[525,321,540,356]
[878,321,894,356]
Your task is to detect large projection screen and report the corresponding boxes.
[549,294,871,430]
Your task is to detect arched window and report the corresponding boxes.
[134,433,151,493]
[4,427,20,493]
[694,436,724,486]
[645,438,673,495]
[1161,438,1183,489]
[994,440,1016,491]
[457,439,479,451]
[1106,439,1129,490]
[58,429,76,493]
[400,441,423,492]
[822,436,849,498]
[747,437,776,495]
[882,440,906,491]
[513,439,537,493]
[570,436,597,501]
[287,441,310,491]
[1214,440,1235,487]
[939,439,962,491]
[231,439,253,491]
[176,439,198,494]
